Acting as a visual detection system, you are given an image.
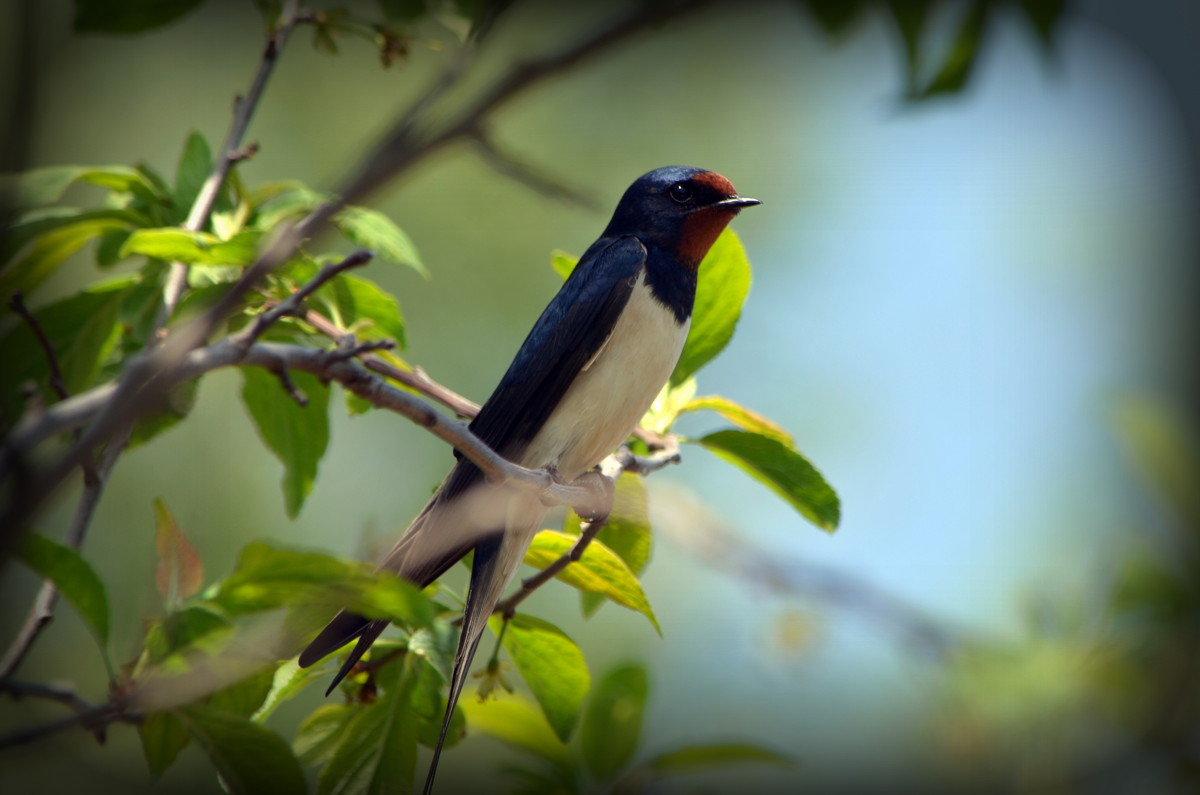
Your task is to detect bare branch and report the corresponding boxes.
[657,500,955,661]
[0,679,130,746]
[335,0,715,205]
[497,516,608,620]
[469,128,599,210]
[299,306,480,418]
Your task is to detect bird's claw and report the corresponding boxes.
[570,470,615,523]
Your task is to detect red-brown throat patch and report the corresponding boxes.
[677,206,738,268]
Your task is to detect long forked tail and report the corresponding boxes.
[422,531,507,794]
[423,494,546,795]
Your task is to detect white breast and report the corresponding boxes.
[517,273,689,479]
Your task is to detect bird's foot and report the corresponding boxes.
[569,470,615,524]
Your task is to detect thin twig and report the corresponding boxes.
[335,0,714,205]
[157,0,305,327]
[0,678,96,715]
[469,128,599,210]
[297,306,480,418]
[493,443,682,617]
[231,249,373,349]
[7,292,67,402]
[497,517,609,620]
[656,498,955,661]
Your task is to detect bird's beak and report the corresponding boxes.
[713,195,762,210]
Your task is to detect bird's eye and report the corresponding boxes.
[668,183,692,203]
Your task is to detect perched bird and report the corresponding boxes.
[298,165,759,792]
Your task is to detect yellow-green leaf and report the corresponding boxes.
[550,249,577,281]
[670,228,751,385]
[696,429,839,532]
[681,395,793,445]
[524,531,659,634]
[334,205,426,277]
[121,227,261,266]
[490,614,590,742]
[580,663,647,781]
[460,695,571,769]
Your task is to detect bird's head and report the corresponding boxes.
[603,166,761,268]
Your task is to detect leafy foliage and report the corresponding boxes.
[465,662,790,793]
[3,0,1087,791]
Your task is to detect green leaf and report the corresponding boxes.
[178,704,307,795]
[253,659,330,723]
[316,656,420,795]
[128,381,199,449]
[1110,394,1200,542]
[1,164,155,207]
[240,367,331,518]
[142,605,232,668]
[96,228,134,267]
[0,216,131,298]
[318,273,406,349]
[696,429,839,531]
[680,395,793,445]
[334,205,426,277]
[670,228,751,386]
[252,185,328,230]
[213,542,434,628]
[73,0,206,34]
[138,710,191,780]
[641,743,792,775]
[524,531,659,634]
[1,207,142,265]
[550,250,577,281]
[884,0,937,96]
[491,614,590,742]
[919,0,990,98]
[460,696,571,769]
[801,0,866,38]
[207,667,277,719]
[0,276,134,422]
[173,132,213,217]
[580,663,647,781]
[16,533,110,647]
[295,703,357,766]
[410,654,466,750]
[153,499,204,604]
[376,0,428,21]
[572,473,652,617]
[120,227,261,266]
[1015,0,1066,49]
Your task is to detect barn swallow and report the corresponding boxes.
[298,165,759,792]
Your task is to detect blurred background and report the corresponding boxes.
[2,0,1197,792]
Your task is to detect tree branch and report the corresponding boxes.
[334,0,714,205]
[493,443,681,618]
[295,304,480,419]
[656,499,955,661]
[469,127,600,210]
[0,678,131,746]
[0,0,718,552]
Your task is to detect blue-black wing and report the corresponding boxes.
[440,234,647,499]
